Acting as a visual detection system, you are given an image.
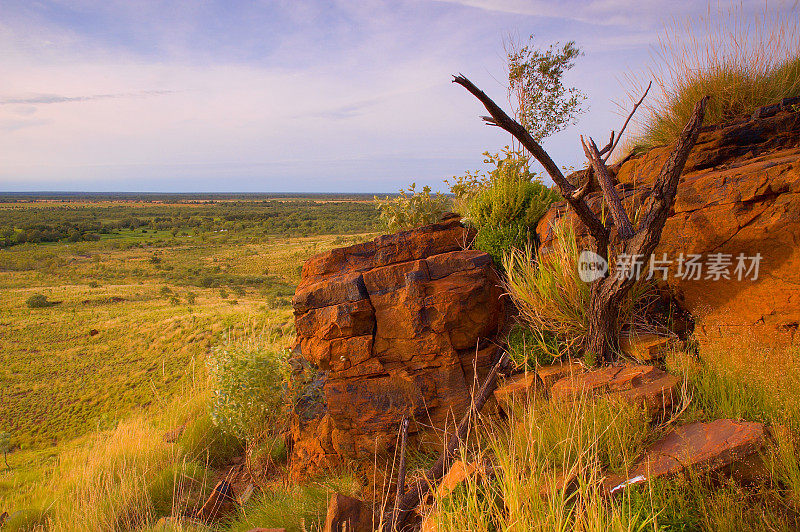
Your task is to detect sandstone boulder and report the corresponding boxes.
[537,100,800,346]
[290,217,505,472]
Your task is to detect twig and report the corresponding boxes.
[602,81,652,162]
[392,351,508,530]
[386,416,410,531]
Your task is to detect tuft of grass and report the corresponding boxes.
[632,4,800,149]
[502,222,590,359]
[428,395,653,531]
[39,411,214,531]
[505,322,557,370]
[222,475,362,532]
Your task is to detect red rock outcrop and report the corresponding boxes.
[537,99,800,346]
[290,217,505,472]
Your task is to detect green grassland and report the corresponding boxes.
[0,195,379,518]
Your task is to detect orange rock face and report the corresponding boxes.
[290,217,505,472]
[537,102,800,346]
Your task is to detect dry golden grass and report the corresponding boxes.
[626,3,800,150]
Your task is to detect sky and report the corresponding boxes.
[0,0,796,193]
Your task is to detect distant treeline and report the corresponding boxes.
[0,198,380,248]
[0,192,381,203]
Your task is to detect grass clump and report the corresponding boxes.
[428,396,653,531]
[634,4,800,149]
[505,323,557,370]
[177,411,244,468]
[502,222,589,360]
[223,475,362,532]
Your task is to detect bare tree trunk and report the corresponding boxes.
[453,74,708,363]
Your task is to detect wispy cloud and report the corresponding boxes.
[0,90,176,105]
[0,0,796,192]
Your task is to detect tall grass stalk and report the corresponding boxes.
[503,222,648,360]
[632,3,800,149]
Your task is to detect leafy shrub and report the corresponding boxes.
[207,340,288,442]
[450,148,560,266]
[375,183,450,232]
[25,294,54,308]
[507,36,587,141]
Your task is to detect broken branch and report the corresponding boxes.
[453,74,609,246]
[603,81,652,162]
[581,135,635,239]
[392,351,508,530]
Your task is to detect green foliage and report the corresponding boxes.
[25,294,54,309]
[375,183,450,232]
[207,340,289,442]
[0,193,379,249]
[502,223,589,358]
[223,475,361,532]
[451,148,560,265]
[507,36,586,141]
[178,412,244,467]
[473,223,532,267]
[505,323,556,370]
[2,508,52,531]
[145,461,212,519]
[503,221,647,360]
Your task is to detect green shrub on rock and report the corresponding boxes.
[450,148,560,266]
[375,183,450,232]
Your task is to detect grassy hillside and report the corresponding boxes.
[0,196,378,524]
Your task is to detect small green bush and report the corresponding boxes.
[25,294,53,309]
[451,149,560,267]
[375,183,450,232]
[207,341,288,442]
[473,223,533,267]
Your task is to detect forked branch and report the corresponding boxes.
[581,135,635,239]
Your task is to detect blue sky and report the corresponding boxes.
[0,0,795,192]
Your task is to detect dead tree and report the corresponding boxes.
[453,75,708,363]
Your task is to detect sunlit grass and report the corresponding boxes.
[630,4,800,149]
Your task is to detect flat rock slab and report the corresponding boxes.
[550,363,679,416]
[620,334,673,362]
[494,360,585,411]
[603,419,767,496]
